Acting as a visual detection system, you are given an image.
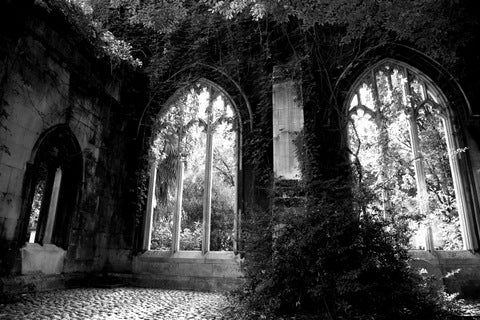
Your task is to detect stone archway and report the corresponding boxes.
[335,44,480,251]
[134,77,248,291]
[18,124,82,274]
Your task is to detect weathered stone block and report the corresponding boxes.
[211,263,243,278]
[63,258,94,274]
[75,246,95,260]
[0,194,21,220]
[7,167,25,196]
[0,164,12,193]
[0,143,29,170]
[177,262,213,277]
[106,249,132,273]
[21,243,65,275]
[0,121,27,147]
[5,102,41,133]
[130,252,244,291]
[0,217,17,240]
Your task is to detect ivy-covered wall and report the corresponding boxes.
[0,0,145,277]
[2,0,480,303]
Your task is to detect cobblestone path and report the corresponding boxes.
[0,287,233,320]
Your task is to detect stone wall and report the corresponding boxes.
[1,0,480,298]
[131,251,244,291]
[0,1,140,279]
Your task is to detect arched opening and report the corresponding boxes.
[347,59,475,250]
[21,125,82,249]
[143,80,240,254]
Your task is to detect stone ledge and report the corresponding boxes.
[136,250,241,264]
[110,272,245,292]
[21,243,66,275]
[131,251,244,291]
[0,272,85,294]
[409,250,480,298]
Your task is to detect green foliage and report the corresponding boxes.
[348,62,462,250]
[179,221,203,250]
[43,0,143,67]
[150,217,172,250]
[206,0,478,66]
[100,30,143,67]
[47,1,478,318]
[150,174,235,251]
[149,85,237,251]
[237,183,459,319]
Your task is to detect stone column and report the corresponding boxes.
[444,120,477,250]
[202,95,214,255]
[408,115,434,251]
[142,165,157,251]
[172,159,185,252]
[43,167,62,244]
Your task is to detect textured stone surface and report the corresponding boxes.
[21,243,66,275]
[131,252,244,292]
[409,250,480,298]
[0,287,232,320]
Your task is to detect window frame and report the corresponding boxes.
[20,125,82,250]
[346,58,479,251]
[142,80,242,255]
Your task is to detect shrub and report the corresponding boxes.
[236,182,459,320]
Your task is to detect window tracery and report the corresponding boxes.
[348,60,470,250]
[144,82,239,254]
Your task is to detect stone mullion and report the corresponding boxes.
[443,118,477,250]
[143,165,157,251]
[43,167,62,244]
[171,102,188,252]
[172,159,185,252]
[404,68,432,251]
[202,91,214,255]
[371,70,391,216]
[407,115,434,251]
[232,132,239,254]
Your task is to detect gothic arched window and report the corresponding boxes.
[143,81,239,254]
[348,60,475,251]
[23,125,82,249]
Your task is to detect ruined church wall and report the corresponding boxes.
[0,2,139,276]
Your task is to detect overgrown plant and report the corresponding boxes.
[48,0,478,318]
[237,180,460,319]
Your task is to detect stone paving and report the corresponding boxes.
[0,287,233,320]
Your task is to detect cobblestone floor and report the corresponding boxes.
[0,287,232,320]
[3,287,480,319]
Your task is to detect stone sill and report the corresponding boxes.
[136,250,241,264]
[409,249,480,264]
[21,243,66,275]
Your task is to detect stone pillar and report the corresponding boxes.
[43,167,62,244]
[425,225,435,252]
[444,120,477,250]
[172,160,185,252]
[202,95,214,255]
[408,113,435,251]
[404,71,432,251]
[143,165,157,251]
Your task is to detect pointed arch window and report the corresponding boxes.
[143,82,239,254]
[23,126,82,249]
[348,60,476,251]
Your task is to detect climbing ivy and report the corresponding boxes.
[48,0,479,318]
